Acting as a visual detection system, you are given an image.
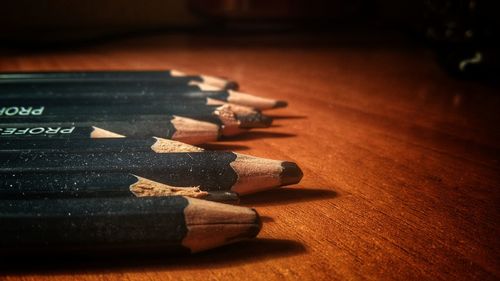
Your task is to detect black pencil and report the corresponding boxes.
[0,116,220,144]
[0,150,303,195]
[0,196,261,254]
[0,80,287,110]
[0,171,239,203]
[0,112,247,137]
[0,138,239,202]
[0,100,273,129]
[0,137,203,153]
[0,70,238,90]
[0,97,267,124]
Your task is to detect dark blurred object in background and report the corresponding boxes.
[0,0,498,79]
[0,0,421,42]
[424,0,500,78]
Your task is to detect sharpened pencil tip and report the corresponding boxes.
[182,198,262,252]
[237,113,273,128]
[263,115,274,126]
[227,91,286,110]
[171,116,221,145]
[253,209,263,235]
[274,100,288,109]
[199,75,238,91]
[224,81,240,90]
[280,161,303,186]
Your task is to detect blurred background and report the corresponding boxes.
[1,0,499,79]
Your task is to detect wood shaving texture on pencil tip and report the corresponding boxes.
[206,98,259,114]
[207,99,272,128]
[130,176,208,198]
[213,104,240,125]
[182,197,261,252]
[213,105,247,136]
[90,126,126,138]
[171,116,220,144]
[151,137,204,153]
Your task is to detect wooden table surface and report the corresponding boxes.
[0,32,499,281]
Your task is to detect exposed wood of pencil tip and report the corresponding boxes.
[227,90,287,110]
[171,115,221,144]
[129,175,208,198]
[230,154,303,195]
[207,98,260,114]
[150,137,204,153]
[182,197,261,252]
[212,105,248,136]
[207,98,273,128]
[171,70,238,90]
[91,127,126,138]
[194,82,285,110]
[201,75,238,90]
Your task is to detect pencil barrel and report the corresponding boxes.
[0,138,160,153]
[0,70,192,81]
[0,70,238,90]
[0,197,192,254]
[0,81,231,101]
[0,118,178,139]
[0,151,239,191]
[0,171,240,203]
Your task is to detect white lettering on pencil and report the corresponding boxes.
[0,106,45,116]
[0,127,76,136]
[31,107,45,115]
[60,127,75,134]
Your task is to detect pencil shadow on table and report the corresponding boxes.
[0,239,306,275]
[269,124,283,128]
[198,143,251,151]
[240,187,337,207]
[266,115,308,120]
[224,131,296,141]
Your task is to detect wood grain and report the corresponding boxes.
[0,32,499,281]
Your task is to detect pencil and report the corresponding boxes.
[0,101,273,129]
[0,196,261,254]
[0,98,267,125]
[0,150,303,195]
[0,80,287,110]
[0,137,203,153]
[0,70,238,90]
[0,172,239,203]
[0,112,246,137]
[0,138,239,202]
[0,116,220,145]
